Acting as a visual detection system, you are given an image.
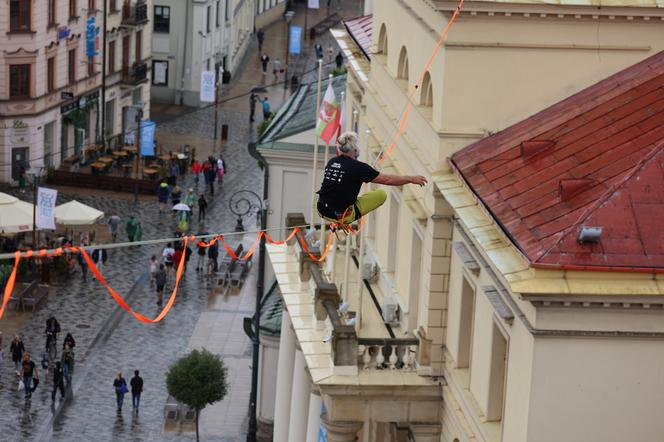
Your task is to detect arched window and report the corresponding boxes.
[397,46,409,81]
[377,24,388,55]
[420,71,433,107]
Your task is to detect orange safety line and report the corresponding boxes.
[0,251,21,320]
[379,0,465,164]
[79,237,189,323]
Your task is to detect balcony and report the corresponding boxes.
[121,1,148,26]
[121,62,148,85]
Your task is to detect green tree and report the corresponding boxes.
[166,349,228,441]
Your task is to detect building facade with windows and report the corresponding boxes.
[255,0,287,30]
[256,1,664,441]
[102,0,153,149]
[150,0,255,107]
[0,0,104,183]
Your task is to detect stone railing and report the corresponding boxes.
[292,225,432,373]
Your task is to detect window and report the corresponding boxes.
[88,0,95,13]
[457,278,475,368]
[10,64,31,98]
[122,36,130,74]
[68,49,76,83]
[88,56,95,76]
[408,229,423,330]
[377,24,388,55]
[487,323,507,421]
[420,71,433,107]
[216,1,221,27]
[135,30,142,62]
[108,41,116,74]
[10,0,31,32]
[152,60,168,85]
[206,5,212,32]
[153,6,170,33]
[110,0,117,12]
[47,57,55,92]
[224,0,229,21]
[387,193,399,272]
[397,47,409,81]
[48,0,57,26]
[44,122,56,168]
[69,0,78,19]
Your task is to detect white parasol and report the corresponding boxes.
[172,203,191,211]
[0,192,36,234]
[54,200,105,225]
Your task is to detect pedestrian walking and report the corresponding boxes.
[155,264,167,306]
[250,93,257,122]
[21,353,37,399]
[184,243,192,273]
[260,53,270,74]
[149,255,158,286]
[335,51,344,68]
[113,373,128,412]
[203,157,217,195]
[63,333,76,350]
[51,361,65,402]
[61,343,75,385]
[216,157,225,183]
[191,159,202,189]
[125,215,143,242]
[196,241,207,272]
[198,195,208,221]
[184,188,196,210]
[157,182,171,213]
[172,245,184,272]
[272,58,282,83]
[45,315,61,349]
[91,244,108,275]
[76,250,88,282]
[130,370,144,414]
[256,28,265,51]
[260,96,271,120]
[108,215,121,242]
[162,243,175,276]
[208,241,219,274]
[10,335,25,375]
[171,185,182,207]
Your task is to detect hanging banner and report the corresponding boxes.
[36,187,58,230]
[289,26,303,55]
[308,0,320,8]
[85,17,99,57]
[200,70,216,103]
[140,120,156,156]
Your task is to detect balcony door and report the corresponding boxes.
[122,36,130,77]
[135,30,142,63]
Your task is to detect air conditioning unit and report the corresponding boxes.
[382,294,400,326]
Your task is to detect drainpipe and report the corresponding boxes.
[179,0,191,105]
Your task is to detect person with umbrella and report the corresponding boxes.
[172,203,192,233]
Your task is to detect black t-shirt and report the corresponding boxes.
[130,376,143,394]
[317,156,379,215]
[22,360,35,376]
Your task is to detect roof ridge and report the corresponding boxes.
[535,140,664,263]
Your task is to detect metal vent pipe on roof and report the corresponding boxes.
[578,226,602,243]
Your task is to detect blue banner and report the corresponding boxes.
[85,17,99,57]
[289,26,302,55]
[140,120,156,156]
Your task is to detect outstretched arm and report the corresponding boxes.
[372,173,427,187]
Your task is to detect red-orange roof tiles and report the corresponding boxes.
[450,50,664,272]
[344,14,373,60]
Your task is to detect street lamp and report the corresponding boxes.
[130,103,145,203]
[229,190,267,442]
[284,10,294,91]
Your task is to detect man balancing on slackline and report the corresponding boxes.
[317,131,427,228]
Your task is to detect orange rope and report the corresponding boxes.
[378,0,465,164]
[0,252,21,320]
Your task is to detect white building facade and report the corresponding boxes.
[150,0,256,106]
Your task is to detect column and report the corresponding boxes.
[287,348,312,441]
[273,309,296,442]
[322,413,364,442]
[305,388,323,442]
[410,423,442,442]
[257,333,280,441]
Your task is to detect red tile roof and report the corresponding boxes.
[344,15,373,60]
[450,51,664,272]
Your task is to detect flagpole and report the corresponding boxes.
[310,59,323,230]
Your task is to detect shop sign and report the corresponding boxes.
[11,120,30,145]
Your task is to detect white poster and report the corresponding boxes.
[36,187,58,230]
[154,61,167,85]
[308,0,320,8]
[200,70,216,103]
